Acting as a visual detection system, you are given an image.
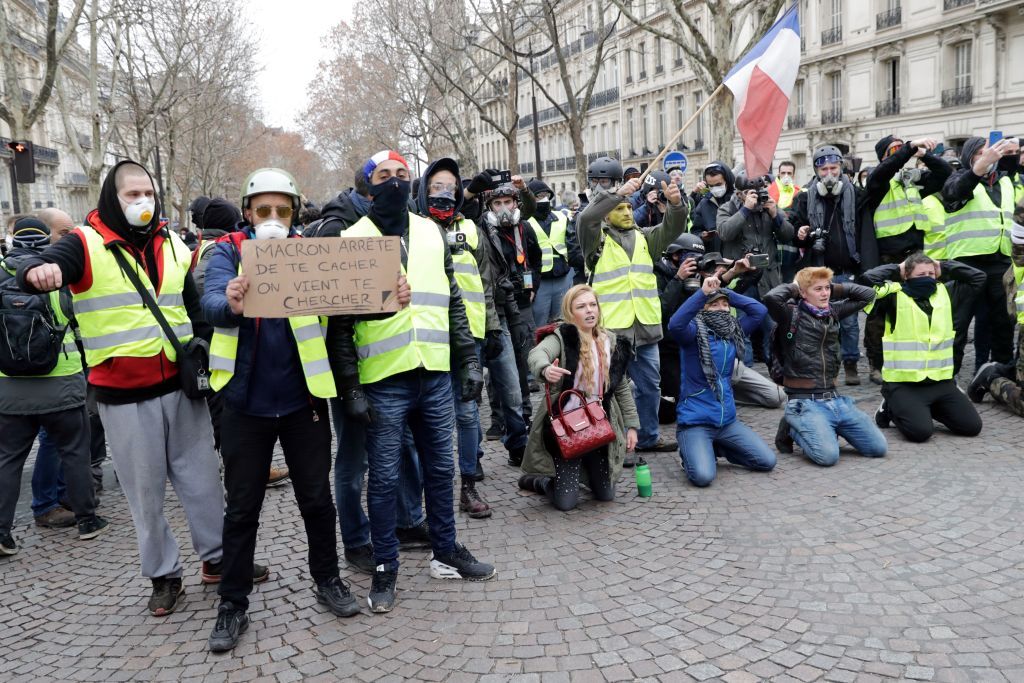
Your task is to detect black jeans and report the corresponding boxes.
[547,450,614,512]
[219,399,337,609]
[882,379,982,443]
[0,407,96,532]
[952,258,1014,370]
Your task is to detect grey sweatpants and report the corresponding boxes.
[731,361,786,408]
[98,389,223,579]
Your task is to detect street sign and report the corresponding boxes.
[663,151,687,173]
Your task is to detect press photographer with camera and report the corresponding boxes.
[860,136,953,384]
[790,145,876,385]
[632,169,671,228]
[691,161,734,255]
[655,235,783,422]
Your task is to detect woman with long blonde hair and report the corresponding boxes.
[518,285,639,511]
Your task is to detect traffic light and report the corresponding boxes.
[6,140,35,183]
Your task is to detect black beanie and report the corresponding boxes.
[201,198,242,232]
[875,135,900,163]
[190,196,211,229]
[12,216,51,251]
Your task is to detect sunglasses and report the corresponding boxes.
[253,205,293,220]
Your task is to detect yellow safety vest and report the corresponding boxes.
[874,177,926,239]
[0,265,81,378]
[1012,264,1024,326]
[921,195,948,260]
[775,182,797,209]
[529,215,568,274]
[208,260,336,398]
[451,219,486,340]
[591,230,660,329]
[876,281,954,383]
[943,176,1015,259]
[348,214,451,384]
[72,226,192,367]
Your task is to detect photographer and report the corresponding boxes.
[861,137,953,384]
[766,269,887,466]
[655,235,782,419]
[790,145,875,385]
[632,170,671,228]
[690,161,734,255]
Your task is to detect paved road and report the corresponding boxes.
[3,357,1024,682]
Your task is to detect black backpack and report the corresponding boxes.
[0,277,68,376]
[768,302,800,386]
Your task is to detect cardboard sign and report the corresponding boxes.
[240,236,401,318]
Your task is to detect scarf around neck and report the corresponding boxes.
[695,310,745,402]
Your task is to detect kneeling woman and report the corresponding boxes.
[518,285,639,511]
[668,277,776,487]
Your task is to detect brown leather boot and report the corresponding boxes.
[844,360,861,385]
[459,479,492,519]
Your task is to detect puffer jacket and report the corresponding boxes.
[764,282,875,390]
[667,288,765,427]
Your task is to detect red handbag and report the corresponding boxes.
[545,364,616,460]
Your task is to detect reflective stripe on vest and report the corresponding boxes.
[451,219,485,339]
[349,214,451,384]
[874,178,926,238]
[591,232,660,328]
[943,176,1015,259]
[529,215,568,273]
[880,282,954,382]
[921,194,948,261]
[208,262,337,398]
[72,226,192,367]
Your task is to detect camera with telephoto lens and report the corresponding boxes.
[899,167,924,187]
[681,251,726,292]
[446,230,467,253]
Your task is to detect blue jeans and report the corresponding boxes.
[784,395,887,466]
[452,341,484,477]
[677,421,776,487]
[832,273,861,362]
[364,371,458,567]
[533,272,572,325]
[629,341,662,448]
[331,400,424,550]
[30,428,64,517]
[485,320,529,450]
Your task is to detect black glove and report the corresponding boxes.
[511,320,530,351]
[460,358,484,403]
[484,329,504,361]
[340,386,373,424]
[467,169,499,196]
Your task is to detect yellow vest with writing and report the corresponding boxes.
[348,214,451,384]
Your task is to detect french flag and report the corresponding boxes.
[724,4,801,178]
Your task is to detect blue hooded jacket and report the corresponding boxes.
[200,227,312,417]
[668,288,765,427]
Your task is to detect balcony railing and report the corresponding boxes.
[787,113,806,129]
[943,0,972,9]
[821,25,842,47]
[821,107,843,125]
[876,6,901,30]
[35,144,59,164]
[942,85,973,108]
[875,99,900,117]
[545,159,555,172]
[590,86,619,108]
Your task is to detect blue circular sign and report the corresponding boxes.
[664,151,688,173]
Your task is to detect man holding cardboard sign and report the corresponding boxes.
[327,150,496,615]
[201,167,411,652]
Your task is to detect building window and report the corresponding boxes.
[822,0,842,45]
[625,49,633,82]
[953,41,971,91]
[626,107,635,154]
[674,42,683,68]
[640,104,649,153]
[693,92,705,149]
[876,57,900,117]
[654,37,663,73]
[638,42,647,79]
[656,100,665,148]
[675,95,685,130]
[823,72,843,123]
[788,80,806,128]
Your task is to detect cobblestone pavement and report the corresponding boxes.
[4,356,1024,682]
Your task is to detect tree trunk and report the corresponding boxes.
[710,89,735,168]
[570,121,587,190]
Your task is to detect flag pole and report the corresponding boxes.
[638,82,727,184]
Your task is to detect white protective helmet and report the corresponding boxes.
[241,167,302,213]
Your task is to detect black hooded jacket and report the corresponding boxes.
[943,136,1021,212]
[691,161,735,253]
[862,140,953,261]
[307,189,368,237]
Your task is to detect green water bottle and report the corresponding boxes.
[635,458,652,497]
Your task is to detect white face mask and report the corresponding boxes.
[254,219,288,240]
[120,197,155,228]
[779,176,793,187]
[709,185,727,199]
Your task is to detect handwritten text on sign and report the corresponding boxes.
[240,236,401,318]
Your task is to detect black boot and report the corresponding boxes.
[517,474,551,495]
[507,445,525,468]
[775,416,793,454]
[968,362,1008,403]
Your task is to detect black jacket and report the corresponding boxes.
[690,160,736,254]
[325,215,478,392]
[857,260,984,328]
[764,281,875,391]
[492,220,543,309]
[305,189,368,237]
[790,184,877,273]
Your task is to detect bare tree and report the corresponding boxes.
[607,0,786,165]
[467,0,620,187]
[0,0,87,209]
